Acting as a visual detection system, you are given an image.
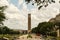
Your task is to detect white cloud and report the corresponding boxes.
[1,0,60,30]
[0,0,9,6]
[4,3,28,30]
[30,1,60,28]
[5,4,26,19]
[4,18,28,30]
[18,0,23,5]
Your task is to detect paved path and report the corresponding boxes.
[16,34,44,40]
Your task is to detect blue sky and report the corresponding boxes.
[9,0,23,10]
[9,0,34,10]
[9,0,18,6]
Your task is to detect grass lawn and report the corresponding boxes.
[0,34,20,40]
[46,36,60,40]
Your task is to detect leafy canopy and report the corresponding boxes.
[25,0,59,9]
[0,6,7,25]
[31,22,55,35]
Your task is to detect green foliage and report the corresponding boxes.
[0,6,7,25]
[0,34,20,40]
[25,0,56,9]
[0,26,20,34]
[0,26,10,34]
[32,22,55,35]
[49,32,57,37]
[27,34,32,38]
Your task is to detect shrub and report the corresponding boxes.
[27,34,32,38]
[50,32,57,37]
[0,26,20,34]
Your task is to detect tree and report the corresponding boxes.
[0,6,7,25]
[0,26,20,34]
[31,22,55,36]
[25,0,57,9]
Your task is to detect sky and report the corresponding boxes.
[0,0,60,30]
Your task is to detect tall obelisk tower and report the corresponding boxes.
[28,14,31,34]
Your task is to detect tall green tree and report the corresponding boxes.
[32,22,55,35]
[0,6,7,25]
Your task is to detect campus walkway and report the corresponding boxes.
[16,34,44,40]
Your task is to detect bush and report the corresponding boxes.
[50,32,57,37]
[0,26,20,34]
[27,34,32,38]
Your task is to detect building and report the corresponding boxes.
[28,14,31,33]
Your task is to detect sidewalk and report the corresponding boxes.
[16,34,44,40]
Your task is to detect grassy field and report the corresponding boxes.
[46,36,60,40]
[0,34,20,40]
